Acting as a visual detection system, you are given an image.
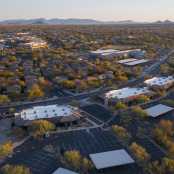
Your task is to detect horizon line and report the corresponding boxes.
[0,17,173,23]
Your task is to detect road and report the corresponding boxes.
[0,88,107,113]
[126,49,174,87]
[0,49,173,113]
[142,49,174,76]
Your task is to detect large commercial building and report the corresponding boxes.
[17,34,48,50]
[118,58,149,66]
[117,58,137,64]
[14,104,83,126]
[90,49,145,59]
[123,59,149,66]
[104,87,151,105]
[23,40,48,49]
[144,76,174,89]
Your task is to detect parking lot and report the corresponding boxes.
[81,104,113,122]
[4,128,142,174]
[135,137,165,161]
[7,149,58,174]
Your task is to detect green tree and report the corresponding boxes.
[64,150,82,170]
[1,164,31,174]
[115,102,127,110]
[0,141,13,159]
[81,157,93,173]
[29,120,55,138]
[0,95,10,105]
[131,106,148,119]
[153,120,174,146]
[9,56,17,62]
[28,84,44,99]
[130,142,150,163]
[146,158,174,174]
[161,99,174,107]
[61,80,76,89]
[64,150,93,172]
[146,161,164,174]
[162,157,174,173]
[112,125,131,143]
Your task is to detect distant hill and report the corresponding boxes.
[0,18,142,25]
[154,20,173,24]
[0,18,173,25]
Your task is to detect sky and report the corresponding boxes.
[0,0,174,22]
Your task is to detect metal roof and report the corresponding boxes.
[52,168,78,174]
[124,59,149,66]
[89,149,135,170]
[118,58,137,64]
[145,104,174,117]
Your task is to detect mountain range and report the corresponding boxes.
[0,18,173,25]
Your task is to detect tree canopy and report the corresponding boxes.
[29,120,55,138]
[1,164,31,174]
[28,84,44,99]
[0,141,13,159]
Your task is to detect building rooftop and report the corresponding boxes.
[124,59,149,66]
[89,149,135,170]
[90,49,143,57]
[144,76,174,87]
[118,58,137,64]
[15,105,78,121]
[115,49,141,54]
[25,41,47,47]
[52,168,78,174]
[90,49,119,55]
[145,104,174,118]
[105,87,150,99]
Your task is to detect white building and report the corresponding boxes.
[117,58,137,64]
[123,59,149,66]
[104,87,151,105]
[24,40,47,49]
[90,49,145,58]
[16,32,30,36]
[118,58,149,66]
[15,105,79,121]
[144,76,174,89]
[89,149,134,170]
[14,105,83,127]
[105,87,150,100]
[115,49,144,58]
[90,49,119,57]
